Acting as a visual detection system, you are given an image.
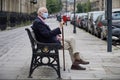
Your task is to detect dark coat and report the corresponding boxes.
[31,17,61,45]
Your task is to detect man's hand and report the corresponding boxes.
[57,35,62,41]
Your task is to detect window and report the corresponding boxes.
[112,11,120,20]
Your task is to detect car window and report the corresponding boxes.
[96,15,102,23]
[112,11,120,20]
[84,15,88,19]
[101,15,105,20]
[93,13,104,21]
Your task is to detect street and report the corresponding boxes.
[0,18,120,79]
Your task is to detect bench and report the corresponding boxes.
[25,28,61,78]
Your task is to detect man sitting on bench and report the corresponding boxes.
[31,7,89,70]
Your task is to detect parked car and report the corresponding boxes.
[112,11,120,38]
[80,14,88,30]
[75,13,87,28]
[70,14,77,25]
[70,13,74,23]
[71,13,82,27]
[95,9,120,40]
[77,13,87,28]
[87,11,104,34]
[95,14,106,39]
[112,27,120,45]
[75,13,82,27]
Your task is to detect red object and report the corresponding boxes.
[98,22,103,27]
[62,15,67,23]
[67,16,70,21]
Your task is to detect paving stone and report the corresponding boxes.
[70,73,97,79]
[107,67,120,75]
[0,74,18,79]
[102,63,120,67]
[95,74,120,80]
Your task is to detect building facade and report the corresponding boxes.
[0,0,46,30]
[112,0,120,9]
[90,0,100,11]
[90,0,120,11]
[0,0,46,14]
[62,0,89,12]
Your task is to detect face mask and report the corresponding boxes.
[42,12,48,19]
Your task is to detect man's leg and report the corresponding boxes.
[65,36,76,54]
[64,41,74,63]
[64,36,81,63]
[64,37,89,70]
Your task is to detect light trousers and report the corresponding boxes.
[62,36,77,63]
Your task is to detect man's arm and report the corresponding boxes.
[35,21,61,38]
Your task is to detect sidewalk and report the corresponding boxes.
[0,18,120,80]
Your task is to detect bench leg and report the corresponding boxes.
[28,54,61,78]
[57,67,61,78]
[57,55,61,78]
[28,55,34,78]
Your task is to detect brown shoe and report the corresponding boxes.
[71,65,86,70]
[75,59,89,65]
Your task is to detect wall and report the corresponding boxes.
[0,0,46,14]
